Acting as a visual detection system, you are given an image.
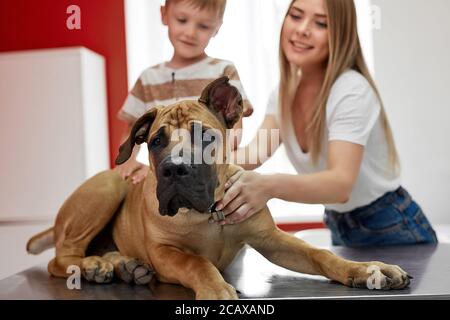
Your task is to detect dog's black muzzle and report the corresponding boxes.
[156,155,217,216]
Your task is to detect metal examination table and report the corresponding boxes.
[1,244,449,300]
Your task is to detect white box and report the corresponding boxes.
[0,47,110,221]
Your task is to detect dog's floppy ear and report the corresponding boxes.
[115,109,158,165]
[198,76,243,129]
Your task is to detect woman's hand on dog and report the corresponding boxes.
[213,171,272,225]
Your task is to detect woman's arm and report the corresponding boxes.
[216,140,364,224]
[231,115,281,170]
[270,141,364,204]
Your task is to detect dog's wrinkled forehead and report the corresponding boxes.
[166,103,189,127]
[154,101,223,134]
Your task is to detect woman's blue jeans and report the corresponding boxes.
[324,187,438,247]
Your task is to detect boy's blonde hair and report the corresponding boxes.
[279,0,399,173]
[165,0,227,20]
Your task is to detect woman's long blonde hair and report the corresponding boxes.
[279,0,399,171]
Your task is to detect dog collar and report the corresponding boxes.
[208,202,226,222]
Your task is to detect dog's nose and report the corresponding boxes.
[162,162,190,179]
[158,155,196,181]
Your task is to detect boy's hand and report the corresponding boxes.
[115,158,149,185]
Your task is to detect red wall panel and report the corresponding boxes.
[0,0,128,168]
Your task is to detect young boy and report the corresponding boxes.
[116,0,253,184]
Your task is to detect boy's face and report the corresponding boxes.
[161,1,222,61]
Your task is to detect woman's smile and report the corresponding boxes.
[289,40,314,52]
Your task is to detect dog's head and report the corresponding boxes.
[115,77,243,217]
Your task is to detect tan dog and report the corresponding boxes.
[27,77,411,299]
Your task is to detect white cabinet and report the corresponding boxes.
[0,47,110,221]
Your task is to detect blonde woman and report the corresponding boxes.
[214,0,437,247]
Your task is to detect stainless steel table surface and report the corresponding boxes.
[1,244,449,300]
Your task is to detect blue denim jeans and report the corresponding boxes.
[324,187,438,247]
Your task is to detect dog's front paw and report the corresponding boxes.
[346,261,412,290]
[81,256,114,283]
[196,282,238,300]
[117,258,154,285]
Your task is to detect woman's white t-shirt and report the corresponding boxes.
[266,70,401,212]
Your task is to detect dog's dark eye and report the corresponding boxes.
[149,127,167,150]
[150,137,161,148]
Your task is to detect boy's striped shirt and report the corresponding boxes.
[118,56,252,122]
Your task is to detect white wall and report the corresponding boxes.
[372,0,450,224]
[124,0,168,89]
